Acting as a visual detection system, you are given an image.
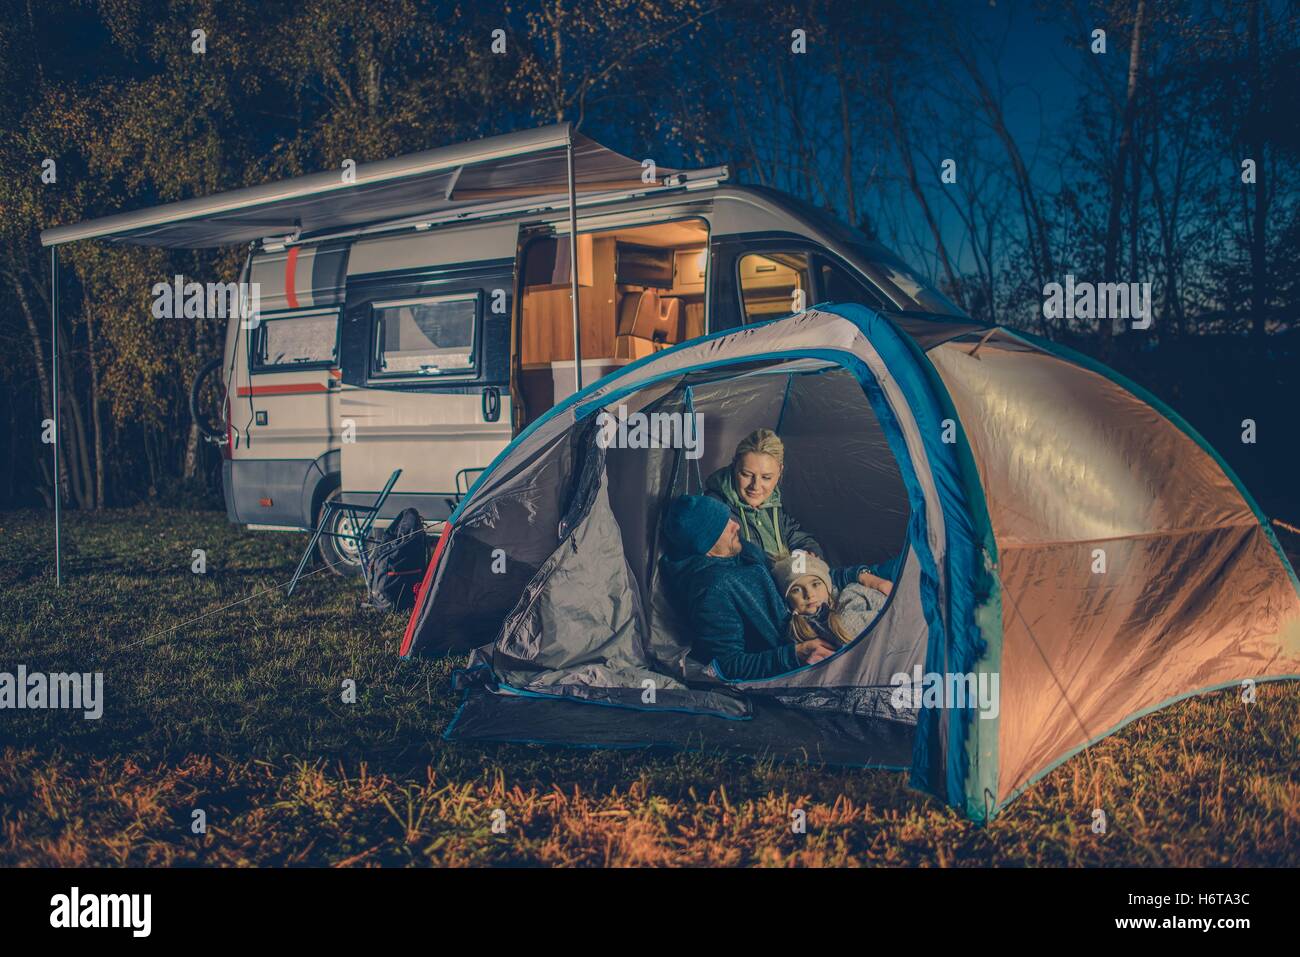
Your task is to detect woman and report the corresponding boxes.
[705,428,894,595]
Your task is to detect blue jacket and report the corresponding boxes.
[661,540,798,680]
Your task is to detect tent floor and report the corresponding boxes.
[445,689,916,769]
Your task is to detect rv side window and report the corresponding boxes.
[252,311,339,370]
[738,251,812,321]
[372,293,479,378]
[816,255,888,311]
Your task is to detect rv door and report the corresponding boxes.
[338,223,518,523]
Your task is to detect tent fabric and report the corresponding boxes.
[444,688,917,769]
[403,304,1300,822]
[404,305,979,807]
[480,432,749,719]
[40,125,682,249]
[928,333,1300,810]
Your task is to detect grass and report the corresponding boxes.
[1,505,1298,866]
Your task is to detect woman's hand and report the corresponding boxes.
[795,639,837,665]
[858,571,893,596]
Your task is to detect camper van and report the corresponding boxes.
[44,124,966,572]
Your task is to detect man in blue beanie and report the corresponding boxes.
[660,494,836,680]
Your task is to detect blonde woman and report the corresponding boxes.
[704,428,821,560]
[705,427,895,594]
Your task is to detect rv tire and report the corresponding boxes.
[316,486,365,576]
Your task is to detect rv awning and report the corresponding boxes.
[40,124,692,249]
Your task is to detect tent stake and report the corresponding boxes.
[565,128,583,392]
[51,245,61,586]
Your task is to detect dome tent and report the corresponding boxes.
[400,303,1300,822]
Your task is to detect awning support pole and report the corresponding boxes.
[51,245,61,586]
[565,130,583,392]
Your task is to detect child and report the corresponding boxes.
[771,550,889,649]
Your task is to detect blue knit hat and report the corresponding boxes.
[663,494,732,557]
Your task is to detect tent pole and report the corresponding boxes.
[565,130,583,392]
[51,245,61,586]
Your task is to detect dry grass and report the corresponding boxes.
[0,507,1297,866]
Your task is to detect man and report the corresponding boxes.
[660,494,836,680]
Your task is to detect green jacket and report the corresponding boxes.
[704,466,823,561]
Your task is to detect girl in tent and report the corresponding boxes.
[705,428,899,590]
[772,550,888,649]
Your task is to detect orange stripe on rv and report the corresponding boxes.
[284,246,300,308]
[236,382,328,396]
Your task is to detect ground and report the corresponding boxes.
[0,506,1297,867]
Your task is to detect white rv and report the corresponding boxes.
[43,124,966,572]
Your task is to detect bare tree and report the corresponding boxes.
[1102,0,1147,350]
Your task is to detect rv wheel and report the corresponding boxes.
[316,487,365,576]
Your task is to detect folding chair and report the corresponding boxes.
[287,469,402,595]
[443,466,485,515]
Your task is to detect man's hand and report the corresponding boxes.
[795,639,836,665]
[858,571,893,596]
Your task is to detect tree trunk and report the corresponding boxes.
[25,259,93,508]
[8,255,69,505]
[35,457,55,509]
[774,62,833,209]
[832,41,857,226]
[883,83,963,308]
[948,36,1054,297]
[1247,0,1268,345]
[366,57,380,112]
[1142,121,1189,340]
[1103,0,1146,348]
[144,425,160,496]
[1129,128,1142,288]
[553,0,565,123]
[56,312,95,510]
[183,421,201,480]
[84,301,107,508]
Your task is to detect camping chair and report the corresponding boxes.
[286,469,402,596]
[443,467,485,514]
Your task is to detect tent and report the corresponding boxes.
[400,303,1300,822]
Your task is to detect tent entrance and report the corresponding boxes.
[446,355,926,766]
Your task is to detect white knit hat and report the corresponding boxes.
[770,549,832,598]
